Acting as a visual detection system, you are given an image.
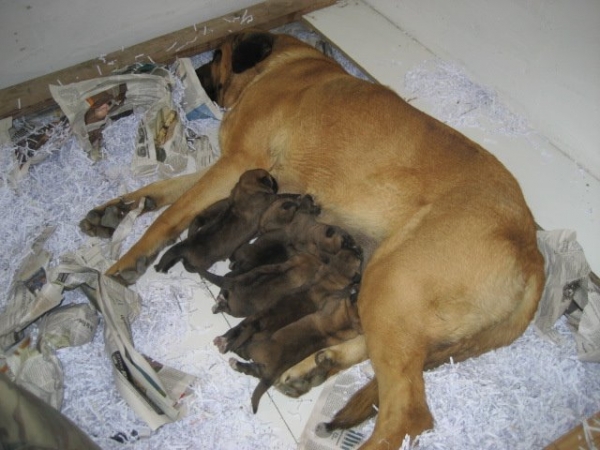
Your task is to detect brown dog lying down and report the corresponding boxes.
[230,284,362,413]
[80,30,545,448]
[154,168,280,275]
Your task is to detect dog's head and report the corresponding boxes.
[195,30,275,107]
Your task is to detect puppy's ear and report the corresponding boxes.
[232,32,274,73]
[259,175,279,193]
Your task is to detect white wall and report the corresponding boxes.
[0,0,259,90]
[363,0,600,180]
[1,0,597,180]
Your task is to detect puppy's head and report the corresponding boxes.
[233,169,279,203]
[259,196,301,232]
[195,30,275,107]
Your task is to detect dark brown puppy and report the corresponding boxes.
[230,287,362,413]
[214,246,363,354]
[81,30,544,448]
[228,194,322,273]
[203,251,327,317]
[154,169,279,275]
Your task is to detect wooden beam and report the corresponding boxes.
[544,411,600,450]
[0,0,336,120]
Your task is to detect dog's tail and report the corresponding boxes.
[318,377,379,433]
[251,379,272,413]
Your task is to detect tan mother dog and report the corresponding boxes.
[81,30,545,448]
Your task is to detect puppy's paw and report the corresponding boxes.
[213,336,230,353]
[212,299,229,314]
[229,358,261,378]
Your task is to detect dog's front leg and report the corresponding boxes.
[106,157,255,284]
[81,169,209,238]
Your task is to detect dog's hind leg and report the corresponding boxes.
[318,377,379,433]
[275,335,368,397]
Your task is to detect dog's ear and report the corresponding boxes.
[232,32,274,73]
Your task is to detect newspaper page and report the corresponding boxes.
[50,72,171,161]
[52,243,197,430]
[534,229,599,361]
[0,335,65,409]
[572,280,600,362]
[0,227,61,349]
[50,59,217,178]
[0,211,197,429]
[133,98,189,178]
[172,57,223,121]
[0,108,70,183]
[299,363,374,450]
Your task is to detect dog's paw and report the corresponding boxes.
[274,374,311,398]
[314,348,335,369]
[80,197,157,238]
[107,255,153,285]
[212,301,226,314]
[315,422,334,437]
[274,352,331,398]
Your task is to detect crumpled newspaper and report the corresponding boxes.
[0,202,197,434]
[49,58,219,178]
[535,229,600,362]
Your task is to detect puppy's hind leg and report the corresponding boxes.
[154,242,186,273]
[229,358,262,377]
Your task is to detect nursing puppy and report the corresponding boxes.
[80,30,545,448]
[230,287,362,413]
[204,246,358,317]
[228,194,323,273]
[154,169,278,275]
[214,246,363,354]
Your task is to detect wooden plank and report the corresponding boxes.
[0,0,335,120]
[544,411,600,450]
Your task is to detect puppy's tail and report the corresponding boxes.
[318,377,379,433]
[251,379,272,413]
